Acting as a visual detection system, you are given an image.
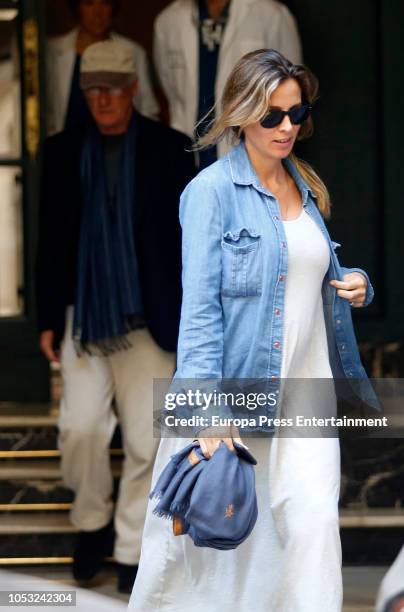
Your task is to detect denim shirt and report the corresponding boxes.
[172,141,379,431]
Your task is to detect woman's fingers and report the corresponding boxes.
[230,423,249,449]
[197,438,210,459]
[334,288,365,301]
[222,437,235,452]
[198,437,221,459]
[198,436,238,458]
[233,436,249,449]
[329,273,367,307]
[197,423,248,459]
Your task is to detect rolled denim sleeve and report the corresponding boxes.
[177,176,224,375]
[173,176,233,434]
[340,266,374,307]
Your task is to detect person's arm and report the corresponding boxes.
[176,177,224,378]
[275,4,303,64]
[36,137,66,359]
[153,13,172,103]
[330,266,374,308]
[132,43,160,120]
[341,266,374,307]
[174,177,242,456]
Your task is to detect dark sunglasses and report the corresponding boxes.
[260,103,313,129]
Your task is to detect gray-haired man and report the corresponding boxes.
[37,41,195,592]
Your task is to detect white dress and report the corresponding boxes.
[129,210,343,612]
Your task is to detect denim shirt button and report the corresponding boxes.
[282,242,287,248]
[336,319,341,325]
[274,342,280,349]
[275,308,281,315]
[279,275,285,281]
[274,215,279,221]
[341,344,345,350]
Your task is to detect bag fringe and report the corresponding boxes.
[152,508,174,520]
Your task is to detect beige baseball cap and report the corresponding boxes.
[80,40,137,90]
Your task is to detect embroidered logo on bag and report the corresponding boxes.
[225,504,234,518]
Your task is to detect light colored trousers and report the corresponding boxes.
[59,307,175,564]
[130,434,342,611]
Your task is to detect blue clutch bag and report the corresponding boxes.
[150,441,258,550]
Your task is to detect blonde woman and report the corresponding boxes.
[130,49,376,612]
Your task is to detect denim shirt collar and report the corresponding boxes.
[228,141,316,206]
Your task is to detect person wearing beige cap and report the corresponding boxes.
[36,40,195,594]
[80,38,139,89]
[46,0,159,135]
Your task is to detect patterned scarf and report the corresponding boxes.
[73,114,143,356]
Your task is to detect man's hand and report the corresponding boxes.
[329,272,367,307]
[40,330,60,363]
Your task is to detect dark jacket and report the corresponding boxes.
[36,112,196,351]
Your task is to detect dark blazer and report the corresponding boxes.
[36,112,196,352]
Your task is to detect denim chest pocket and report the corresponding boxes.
[221,228,262,297]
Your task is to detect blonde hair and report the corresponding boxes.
[196,49,331,218]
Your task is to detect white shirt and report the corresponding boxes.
[153,0,302,156]
[281,209,332,379]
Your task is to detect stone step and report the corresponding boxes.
[0,407,124,453]
[0,458,122,480]
[0,415,58,428]
[0,497,403,524]
[0,423,123,453]
[0,556,74,566]
[0,402,58,418]
[0,533,78,564]
[0,401,57,412]
[0,451,59,459]
[0,514,109,563]
[341,508,404,527]
[0,513,76,535]
[0,449,123,459]
[0,508,403,535]
[0,480,74,507]
[0,511,402,566]
[0,403,59,456]
[0,503,71,511]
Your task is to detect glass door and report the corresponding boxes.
[0,2,23,316]
[0,0,49,401]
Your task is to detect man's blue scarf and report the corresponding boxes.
[73,114,143,355]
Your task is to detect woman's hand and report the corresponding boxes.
[329,272,367,307]
[197,423,247,459]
